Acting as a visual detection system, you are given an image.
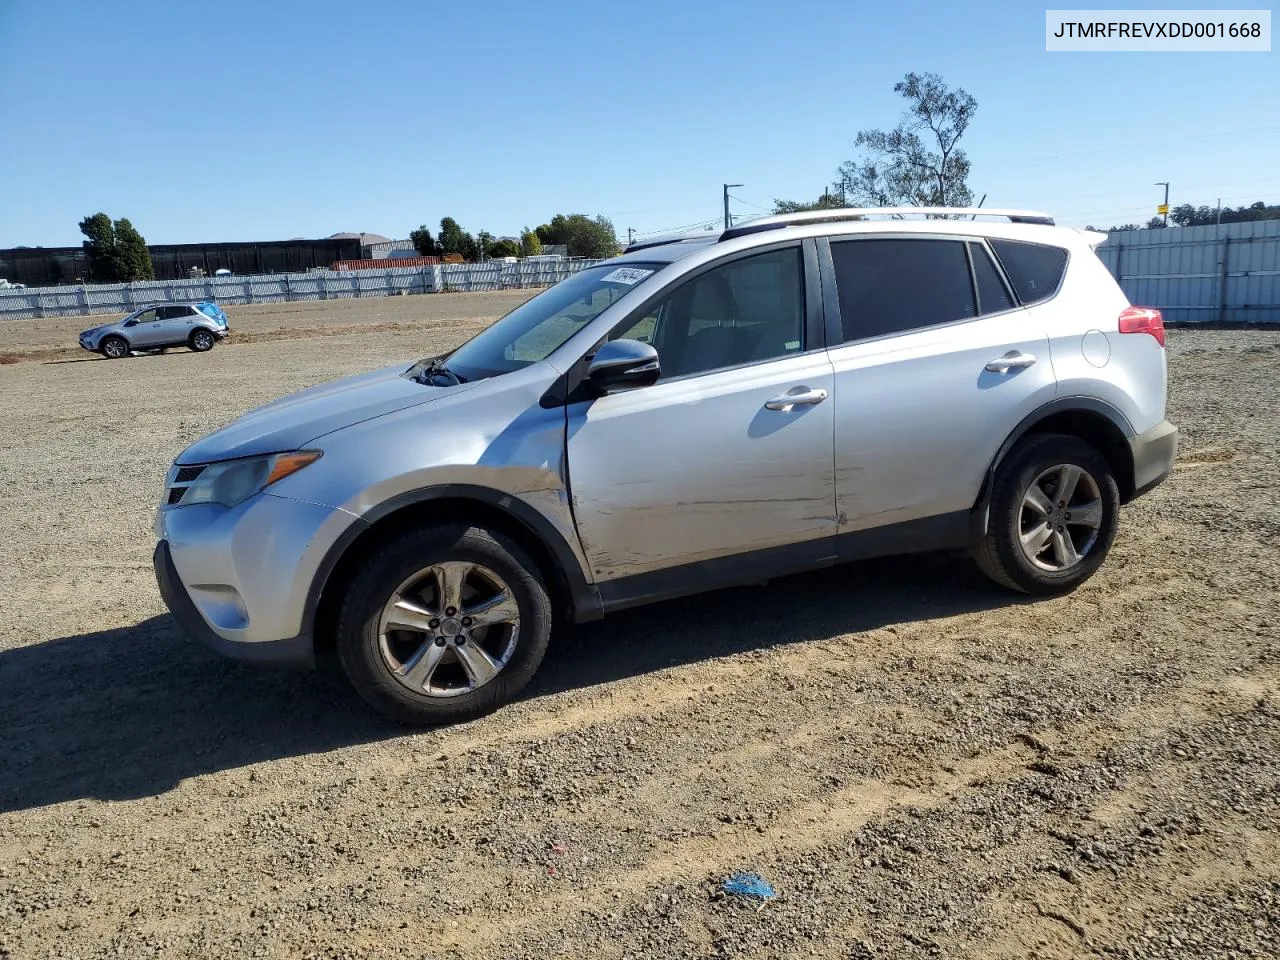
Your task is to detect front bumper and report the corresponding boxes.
[155,540,314,667]
[153,491,364,667]
[1128,419,1178,500]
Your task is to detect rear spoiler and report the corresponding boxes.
[1078,229,1110,249]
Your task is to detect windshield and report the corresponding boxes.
[444,263,661,379]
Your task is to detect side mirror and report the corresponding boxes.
[123,318,137,327]
[586,339,660,394]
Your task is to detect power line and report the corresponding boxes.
[978,126,1280,173]
[728,194,774,212]
[1057,190,1276,223]
[630,215,724,240]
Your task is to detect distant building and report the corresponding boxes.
[0,238,363,285]
[366,239,419,260]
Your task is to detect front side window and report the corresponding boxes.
[446,263,662,379]
[612,247,805,380]
[830,238,976,343]
[129,308,157,325]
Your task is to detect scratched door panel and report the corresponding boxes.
[566,351,838,582]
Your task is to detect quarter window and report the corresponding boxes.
[989,238,1068,305]
[830,238,976,342]
[612,247,805,380]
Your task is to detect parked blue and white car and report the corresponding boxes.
[78,302,230,358]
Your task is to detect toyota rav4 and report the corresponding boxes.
[154,208,1177,724]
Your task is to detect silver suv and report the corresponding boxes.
[154,208,1177,724]
[79,301,230,358]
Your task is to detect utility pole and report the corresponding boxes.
[1155,181,1170,226]
[627,227,635,246]
[723,183,743,229]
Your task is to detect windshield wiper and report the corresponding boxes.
[411,356,467,386]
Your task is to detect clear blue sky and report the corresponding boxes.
[1,0,1276,247]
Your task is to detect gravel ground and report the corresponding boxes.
[0,290,539,362]
[0,305,1277,959]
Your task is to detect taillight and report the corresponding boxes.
[1118,306,1165,347]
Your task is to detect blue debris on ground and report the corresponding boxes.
[722,872,777,900]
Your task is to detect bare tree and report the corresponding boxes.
[838,72,977,208]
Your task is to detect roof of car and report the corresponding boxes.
[621,207,1064,258]
[131,301,218,309]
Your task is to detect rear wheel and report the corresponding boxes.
[189,329,215,352]
[336,524,552,724]
[973,433,1119,595]
[100,336,129,359]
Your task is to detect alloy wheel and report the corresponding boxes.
[1017,463,1104,571]
[377,561,521,698]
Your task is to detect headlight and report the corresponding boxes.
[175,451,322,508]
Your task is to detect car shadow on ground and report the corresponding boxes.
[0,552,1020,814]
[42,351,203,365]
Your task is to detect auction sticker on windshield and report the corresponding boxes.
[601,267,654,285]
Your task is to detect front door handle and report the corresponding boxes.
[764,388,828,411]
[985,351,1037,373]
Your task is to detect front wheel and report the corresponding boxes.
[100,336,129,359]
[189,329,216,352]
[973,433,1120,595]
[336,524,553,724]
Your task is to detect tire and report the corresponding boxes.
[336,524,553,725]
[972,433,1120,596]
[100,335,129,359]
[189,329,215,352]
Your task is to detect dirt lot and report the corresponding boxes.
[1,299,1278,959]
[0,291,541,363]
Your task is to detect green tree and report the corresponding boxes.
[1168,200,1280,227]
[519,227,542,257]
[409,224,439,256]
[78,212,153,281]
[533,214,619,258]
[772,192,845,214]
[488,238,521,258]
[438,217,470,256]
[114,218,154,280]
[838,72,978,207]
[78,212,117,281]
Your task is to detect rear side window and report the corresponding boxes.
[989,239,1068,305]
[830,238,975,342]
[158,306,192,320]
[969,242,1015,315]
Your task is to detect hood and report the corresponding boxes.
[176,361,475,464]
[81,323,113,337]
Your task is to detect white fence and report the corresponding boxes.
[1096,218,1280,324]
[0,260,603,321]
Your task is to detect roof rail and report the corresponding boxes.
[623,233,719,254]
[720,206,1055,241]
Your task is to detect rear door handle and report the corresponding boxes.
[985,351,1037,373]
[765,388,827,411]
